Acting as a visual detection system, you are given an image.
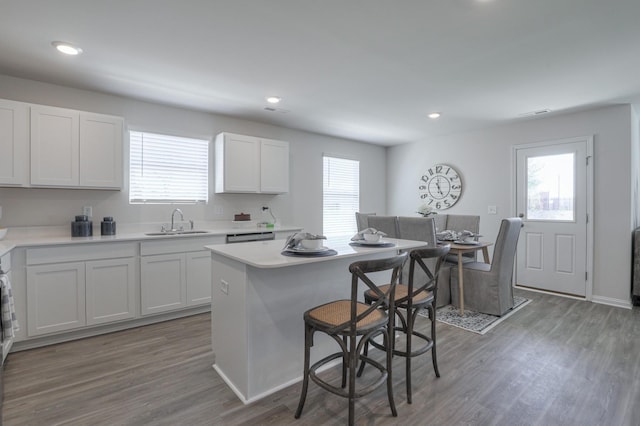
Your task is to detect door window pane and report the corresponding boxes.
[526,153,574,221]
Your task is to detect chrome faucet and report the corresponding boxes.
[170,208,184,231]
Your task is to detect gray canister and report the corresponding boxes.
[101,217,116,235]
[71,215,93,237]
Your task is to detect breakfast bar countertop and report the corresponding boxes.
[205,236,427,269]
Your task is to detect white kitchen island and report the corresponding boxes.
[205,236,427,404]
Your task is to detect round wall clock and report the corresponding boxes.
[418,164,462,210]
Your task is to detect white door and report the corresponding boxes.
[514,136,593,297]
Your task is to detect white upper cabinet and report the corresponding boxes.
[79,113,123,188]
[30,104,123,189]
[260,138,290,193]
[215,133,260,193]
[30,105,80,187]
[215,132,289,194]
[0,99,29,186]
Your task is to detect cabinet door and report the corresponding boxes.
[215,133,260,193]
[30,105,79,186]
[86,258,136,325]
[140,254,187,315]
[186,251,212,306]
[0,99,28,186]
[26,262,86,336]
[79,113,123,189]
[260,138,289,193]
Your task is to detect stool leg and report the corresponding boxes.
[294,324,312,418]
[406,307,414,404]
[430,304,440,377]
[348,334,357,426]
[385,324,398,417]
[356,339,369,377]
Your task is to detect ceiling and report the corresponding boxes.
[2,0,640,146]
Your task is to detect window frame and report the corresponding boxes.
[129,129,210,204]
[322,154,360,237]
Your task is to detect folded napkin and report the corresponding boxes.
[283,232,327,249]
[350,228,387,241]
[437,229,480,241]
[436,229,457,241]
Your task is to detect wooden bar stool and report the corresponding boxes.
[294,252,408,425]
[358,245,450,403]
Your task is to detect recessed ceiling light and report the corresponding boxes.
[266,96,281,104]
[52,41,83,56]
[428,112,441,119]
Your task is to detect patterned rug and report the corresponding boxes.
[420,296,531,335]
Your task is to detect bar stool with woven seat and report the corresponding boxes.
[358,245,450,403]
[294,253,408,426]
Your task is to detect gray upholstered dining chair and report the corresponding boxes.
[450,217,522,316]
[445,214,481,263]
[367,215,400,238]
[355,212,376,232]
[397,217,452,308]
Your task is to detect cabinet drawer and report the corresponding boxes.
[27,242,137,265]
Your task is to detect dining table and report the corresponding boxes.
[447,240,493,315]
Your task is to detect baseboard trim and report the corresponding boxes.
[591,295,632,310]
[516,285,632,310]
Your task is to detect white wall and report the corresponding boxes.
[0,75,387,233]
[632,105,640,229]
[388,104,634,306]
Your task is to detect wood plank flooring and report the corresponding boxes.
[3,289,640,425]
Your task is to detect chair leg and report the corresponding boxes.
[385,325,398,417]
[356,339,369,378]
[348,334,357,426]
[430,304,440,377]
[342,336,348,388]
[294,324,312,419]
[405,307,414,404]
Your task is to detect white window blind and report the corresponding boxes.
[323,155,360,236]
[129,131,209,204]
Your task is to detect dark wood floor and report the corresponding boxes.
[3,289,640,425]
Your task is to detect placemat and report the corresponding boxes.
[349,242,396,248]
[281,249,338,257]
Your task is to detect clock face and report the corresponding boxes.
[418,164,462,210]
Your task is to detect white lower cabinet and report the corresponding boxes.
[27,262,86,336]
[186,251,213,306]
[21,234,225,342]
[26,243,137,337]
[140,254,187,315]
[140,237,220,316]
[86,258,136,325]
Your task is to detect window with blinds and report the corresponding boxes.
[323,155,360,236]
[129,131,209,204]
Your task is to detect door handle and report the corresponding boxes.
[518,213,524,227]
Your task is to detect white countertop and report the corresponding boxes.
[205,236,428,268]
[0,222,302,256]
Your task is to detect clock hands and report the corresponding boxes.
[435,176,444,196]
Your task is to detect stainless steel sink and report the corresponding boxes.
[145,230,211,236]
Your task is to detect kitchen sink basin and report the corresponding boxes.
[145,230,211,236]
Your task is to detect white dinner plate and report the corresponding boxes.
[286,246,332,254]
[454,240,480,245]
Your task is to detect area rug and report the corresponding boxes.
[420,296,531,335]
